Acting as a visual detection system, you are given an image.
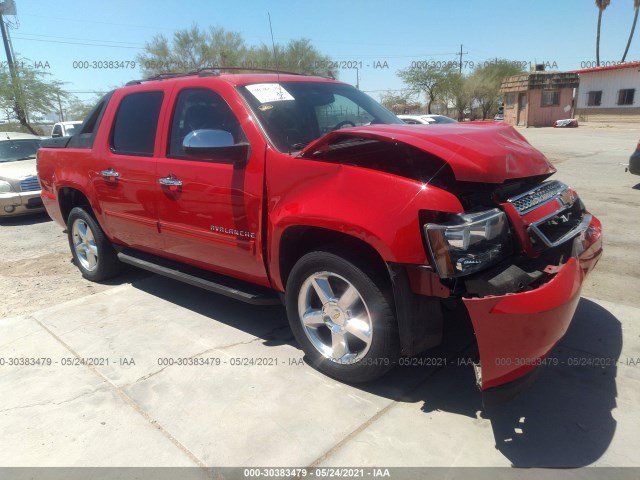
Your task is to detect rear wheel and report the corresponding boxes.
[285,251,399,383]
[67,207,121,282]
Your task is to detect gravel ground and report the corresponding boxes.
[1,123,638,319]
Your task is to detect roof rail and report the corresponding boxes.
[195,66,305,76]
[124,66,331,86]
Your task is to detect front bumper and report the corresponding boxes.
[0,190,45,217]
[463,215,602,394]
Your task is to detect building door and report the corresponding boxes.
[517,93,527,126]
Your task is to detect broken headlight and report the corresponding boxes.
[425,208,512,278]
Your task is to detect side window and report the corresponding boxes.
[168,88,246,158]
[110,91,164,156]
[52,125,62,136]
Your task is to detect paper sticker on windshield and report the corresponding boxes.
[246,83,294,103]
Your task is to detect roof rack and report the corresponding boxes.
[125,66,328,86]
[197,66,306,76]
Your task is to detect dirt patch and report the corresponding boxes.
[0,213,142,319]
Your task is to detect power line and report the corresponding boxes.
[11,35,143,49]
[14,32,143,46]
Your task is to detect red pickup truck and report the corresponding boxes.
[37,71,602,401]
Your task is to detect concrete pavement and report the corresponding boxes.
[1,273,639,470]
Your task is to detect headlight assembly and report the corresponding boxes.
[0,180,15,193]
[425,208,512,278]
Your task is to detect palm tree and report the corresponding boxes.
[622,0,640,62]
[596,0,611,66]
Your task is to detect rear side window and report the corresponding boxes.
[67,91,114,149]
[110,91,164,156]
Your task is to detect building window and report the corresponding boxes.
[505,93,515,107]
[542,90,560,106]
[587,91,602,106]
[617,89,635,105]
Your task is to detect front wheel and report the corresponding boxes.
[67,207,121,282]
[285,251,399,383]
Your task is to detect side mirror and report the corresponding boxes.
[182,129,250,165]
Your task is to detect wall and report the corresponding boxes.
[527,88,574,127]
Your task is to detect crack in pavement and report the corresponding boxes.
[31,316,206,468]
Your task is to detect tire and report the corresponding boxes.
[285,251,399,383]
[67,207,121,282]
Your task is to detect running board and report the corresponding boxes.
[117,250,281,306]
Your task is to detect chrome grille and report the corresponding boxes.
[507,180,567,214]
[19,175,41,192]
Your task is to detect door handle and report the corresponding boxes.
[159,175,183,190]
[101,168,119,180]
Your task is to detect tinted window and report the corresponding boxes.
[168,88,245,158]
[111,91,164,156]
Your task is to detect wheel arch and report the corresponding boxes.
[57,187,96,222]
[278,225,446,358]
[278,225,391,294]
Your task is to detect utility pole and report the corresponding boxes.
[0,4,35,134]
[0,11,17,79]
[458,44,468,73]
[57,92,64,122]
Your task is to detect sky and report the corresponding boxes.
[0,0,636,108]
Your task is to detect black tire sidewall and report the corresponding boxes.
[285,251,399,383]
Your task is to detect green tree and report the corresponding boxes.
[445,72,472,121]
[0,58,69,135]
[468,60,525,119]
[596,0,611,66]
[136,24,332,78]
[622,0,640,62]
[64,96,98,122]
[397,63,457,114]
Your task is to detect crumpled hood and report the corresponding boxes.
[0,158,37,181]
[299,122,555,183]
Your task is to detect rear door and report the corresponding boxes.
[155,82,269,286]
[91,88,167,254]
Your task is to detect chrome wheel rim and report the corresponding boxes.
[297,271,373,364]
[71,219,98,272]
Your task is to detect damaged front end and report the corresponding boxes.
[298,123,602,401]
[422,179,602,403]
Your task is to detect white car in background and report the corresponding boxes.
[397,114,457,125]
[0,132,44,217]
[51,121,83,137]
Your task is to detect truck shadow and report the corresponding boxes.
[364,297,622,467]
[130,273,294,347]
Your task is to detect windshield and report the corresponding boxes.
[238,81,403,153]
[0,139,41,163]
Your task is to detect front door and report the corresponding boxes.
[517,93,527,126]
[155,86,269,286]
